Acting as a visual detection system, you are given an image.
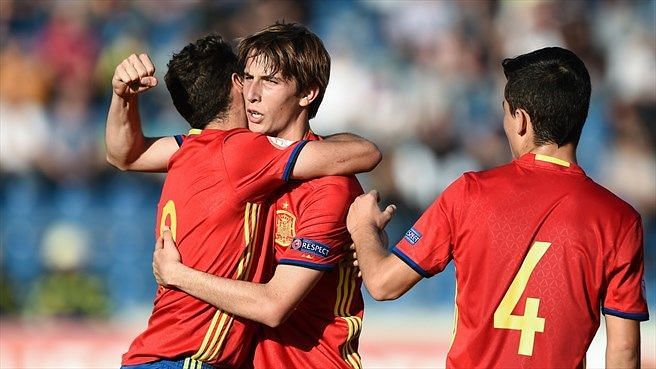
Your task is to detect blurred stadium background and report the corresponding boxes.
[0,0,654,368]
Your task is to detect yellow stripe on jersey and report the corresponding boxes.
[237,203,259,279]
[208,316,236,361]
[188,128,202,136]
[184,357,200,369]
[191,309,224,361]
[197,312,230,361]
[341,316,363,369]
[342,318,354,367]
[243,204,260,278]
[334,264,363,369]
[339,264,351,315]
[535,154,570,167]
[344,269,357,315]
[334,265,345,316]
[184,357,207,369]
[243,203,253,250]
[188,202,260,365]
[449,280,459,350]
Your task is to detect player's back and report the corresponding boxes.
[446,153,647,368]
[123,128,304,368]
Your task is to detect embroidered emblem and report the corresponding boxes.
[275,210,296,247]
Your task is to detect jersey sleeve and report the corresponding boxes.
[602,217,649,321]
[222,130,308,203]
[391,175,467,278]
[278,179,362,271]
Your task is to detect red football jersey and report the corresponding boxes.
[122,128,308,368]
[393,153,649,368]
[251,133,365,369]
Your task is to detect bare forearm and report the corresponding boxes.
[105,93,147,170]
[167,263,276,325]
[351,226,396,300]
[293,135,382,179]
[606,347,639,368]
[605,315,641,369]
[323,132,365,142]
[325,133,381,172]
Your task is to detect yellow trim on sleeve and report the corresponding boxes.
[535,154,570,167]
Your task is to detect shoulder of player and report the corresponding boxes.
[222,130,303,152]
[304,175,361,192]
[575,177,641,220]
[221,128,260,144]
[294,176,363,207]
[465,161,515,180]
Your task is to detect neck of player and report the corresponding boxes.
[276,118,311,142]
[529,143,577,164]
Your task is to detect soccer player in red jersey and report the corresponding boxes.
[152,24,366,369]
[346,47,649,368]
[106,34,379,369]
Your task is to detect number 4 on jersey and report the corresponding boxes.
[494,241,551,356]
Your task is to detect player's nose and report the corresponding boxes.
[245,80,261,103]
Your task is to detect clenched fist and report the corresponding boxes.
[112,53,158,98]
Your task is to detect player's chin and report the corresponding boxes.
[248,121,267,134]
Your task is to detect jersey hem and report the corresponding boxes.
[390,247,431,278]
[602,307,649,321]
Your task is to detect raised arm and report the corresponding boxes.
[153,230,323,328]
[346,190,422,300]
[605,314,641,368]
[106,53,178,172]
[291,133,382,179]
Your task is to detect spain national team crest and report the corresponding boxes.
[275,210,296,247]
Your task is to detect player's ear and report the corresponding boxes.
[515,108,530,136]
[232,73,243,90]
[299,86,319,108]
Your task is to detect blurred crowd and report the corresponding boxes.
[0,0,654,319]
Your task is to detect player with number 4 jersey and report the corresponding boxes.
[392,153,648,367]
[346,47,648,369]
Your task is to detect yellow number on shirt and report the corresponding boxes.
[493,241,551,356]
[159,200,177,241]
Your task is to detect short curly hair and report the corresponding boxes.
[165,34,238,129]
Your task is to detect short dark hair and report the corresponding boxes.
[164,34,238,129]
[238,22,330,119]
[502,47,591,147]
